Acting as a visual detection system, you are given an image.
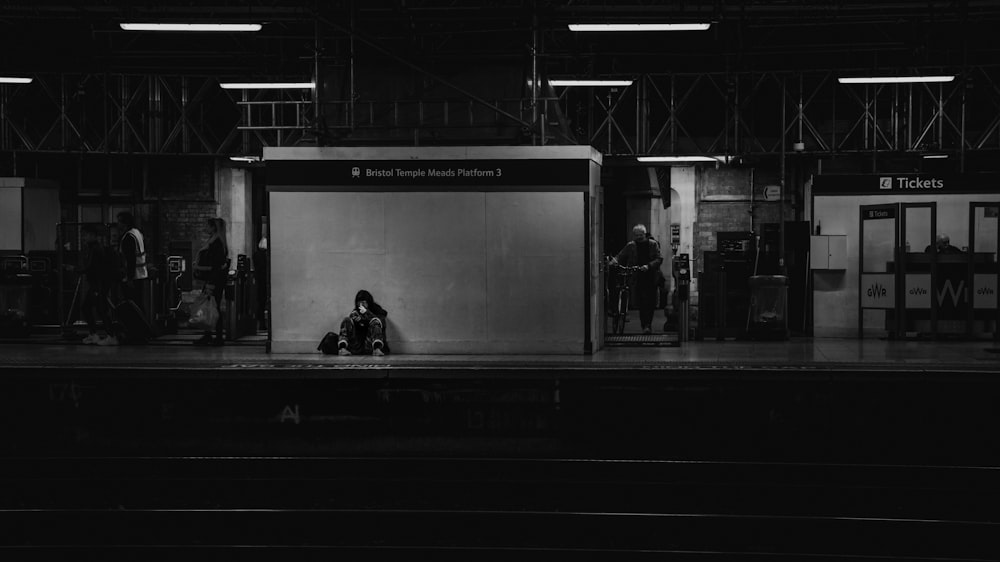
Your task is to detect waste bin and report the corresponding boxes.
[748,275,788,340]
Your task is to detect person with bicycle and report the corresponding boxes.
[609,224,663,334]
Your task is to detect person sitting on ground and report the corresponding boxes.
[337,290,389,356]
[924,233,963,254]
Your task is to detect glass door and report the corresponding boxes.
[858,204,899,338]
[970,203,999,339]
[899,203,936,337]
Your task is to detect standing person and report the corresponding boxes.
[610,224,664,334]
[337,290,388,356]
[73,224,118,346]
[192,218,229,346]
[116,211,148,309]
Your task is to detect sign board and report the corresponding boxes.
[860,273,895,309]
[904,274,931,309]
[974,274,998,309]
[813,173,1000,195]
[267,159,590,189]
[763,185,781,201]
[863,207,896,220]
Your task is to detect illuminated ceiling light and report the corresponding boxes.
[838,75,955,84]
[229,156,261,163]
[568,23,711,31]
[219,82,315,89]
[549,79,633,87]
[120,23,263,32]
[0,77,32,84]
[922,153,949,159]
[637,155,731,163]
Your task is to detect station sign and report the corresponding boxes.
[814,173,1000,195]
[267,159,591,189]
[860,273,895,309]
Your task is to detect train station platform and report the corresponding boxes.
[0,336,997,379]
[2,336,999,465]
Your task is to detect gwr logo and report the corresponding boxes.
[936,280,966,306]
[978,286,996,296]
[908,287,927,296]
[867,283,887,299]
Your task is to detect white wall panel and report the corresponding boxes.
[485,192,583,345]
[270,190,588,353]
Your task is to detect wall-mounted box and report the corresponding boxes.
[810,234,847,270]
[0,178,61,253]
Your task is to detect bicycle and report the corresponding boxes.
[606,259,642,335]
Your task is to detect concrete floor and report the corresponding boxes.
[1,335,998,375]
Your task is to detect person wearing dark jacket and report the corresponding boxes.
[192,217,229,346]
[924,233,964,254]
[337,290,389,356]
[116,211,148,310]
[610,224,664,334]
[74,224,117,345]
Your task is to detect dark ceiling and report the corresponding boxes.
[2,1,999,77]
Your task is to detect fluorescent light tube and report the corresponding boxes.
[229,156,261,163]
[568,23,711,32]
[549,79,633,87]
[219,82,315,89]
[0,77,32,84]
[838,75,955,84]
[120,23,262,32]
[922,153,949,159]
[637,155,729,163]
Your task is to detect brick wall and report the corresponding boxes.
[693,167,793,273]
[157,202,219,257]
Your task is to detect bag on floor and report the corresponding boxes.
[317,331,340,354]
[110,298,153,344]
[188,294,219,330]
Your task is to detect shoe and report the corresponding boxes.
[643,327,652,335]
[338,348,352,356]
[82,333,100,344]
[193,334,214,346]
[97,335,119,346]
[372,348,384,357]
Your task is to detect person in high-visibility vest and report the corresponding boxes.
[116,211,148,309]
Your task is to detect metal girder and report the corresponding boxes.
[4,66,1000,161]
[0,73,244,155]
[551,67,1000,162]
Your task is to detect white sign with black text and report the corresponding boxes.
[861,273,895,309]
[973,274,998,309]
[904,274,931,309]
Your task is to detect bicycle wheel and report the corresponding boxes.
[619,290,630,334]
[613,291,627,334]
